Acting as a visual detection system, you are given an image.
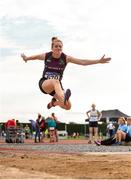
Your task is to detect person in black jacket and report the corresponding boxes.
[35,113,41,143]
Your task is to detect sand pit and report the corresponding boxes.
[0,140,131,179]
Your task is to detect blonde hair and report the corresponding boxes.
[119,117,126,124]
[91,104,96,108]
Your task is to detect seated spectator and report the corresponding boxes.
[115,117,127,145]
[113,117,131,145]
[95,117,128,146]
[124,117,131,143]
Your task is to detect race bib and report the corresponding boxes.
[90,116,98,122]
[44,72,61,80]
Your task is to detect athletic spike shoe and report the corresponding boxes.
[47,98,56,109]
[64,89,71,105]
[94,140,101,146]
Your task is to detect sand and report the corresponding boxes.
[0,151,131,179]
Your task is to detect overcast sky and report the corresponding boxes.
[0,0,131,123]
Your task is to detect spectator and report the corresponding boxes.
[46,116,57,142]
[5,119,16,128]
[35,113,42,143]
[115,117,127,145]
[51,113,60,142]
[86,104,102,143]
[0,124,2,137]
[24,124,30,139]
[106,121,115,138]
[95,117,128,146]
[76,132,80,138]
[72,132,77,138]
[40,117,46,142]
[124,117,131,143]
[5,119,16,143]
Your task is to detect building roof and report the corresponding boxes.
[101,109,130,118]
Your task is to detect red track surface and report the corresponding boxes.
[0,138,89,155]
[0,138,89,145]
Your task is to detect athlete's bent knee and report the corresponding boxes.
[65,105,71,110]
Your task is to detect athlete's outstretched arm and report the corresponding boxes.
[21,53,45,62]
[67,54,111,65]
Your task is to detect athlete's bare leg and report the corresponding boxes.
[41,79,71,110]
[94,127,98,141]
[42,79,64,101]
[53,96,71,110]
[89,127,93,143]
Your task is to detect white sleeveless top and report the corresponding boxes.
[89,110,99,122]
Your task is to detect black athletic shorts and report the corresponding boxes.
[39,77,64,96]
[89,121,98,127]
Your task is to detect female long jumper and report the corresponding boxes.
[21,39,111,110]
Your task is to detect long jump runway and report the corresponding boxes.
[0,139,131,154]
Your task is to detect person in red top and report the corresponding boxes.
[5,119,16,128]
[5,119,16,143]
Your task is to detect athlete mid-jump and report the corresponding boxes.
[21,38,111,110]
